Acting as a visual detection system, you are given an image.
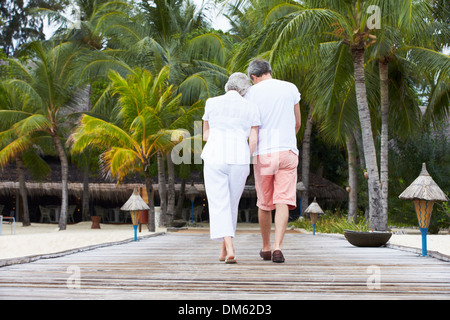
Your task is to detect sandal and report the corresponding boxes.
[272,250,285,263]
[259,250,272,261]
[225,256,237,264]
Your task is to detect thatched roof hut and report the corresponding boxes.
[304,173,347,202]
[0,159,347,203]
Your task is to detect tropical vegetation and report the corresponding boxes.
[0,0,448,232]
[291,212,370,234]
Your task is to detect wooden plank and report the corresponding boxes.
[0,232,449,300]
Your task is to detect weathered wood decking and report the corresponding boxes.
[0,230,449,300]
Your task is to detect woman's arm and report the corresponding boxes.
[203,121,210,141]
[249,126,259,156]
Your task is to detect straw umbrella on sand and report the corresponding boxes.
[399,163,448,202]
[399,163,448,256]
[121,189,150,241]
[305,198,324,235]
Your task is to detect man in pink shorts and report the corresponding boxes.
[245,59,301,263]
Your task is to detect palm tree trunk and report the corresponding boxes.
[157,152,167,225]
[145,168,155,232]
[16,157,30,226]
[82,168,90,221]
[167,154,175,225]
[351,47,385,231]
[354,128,365,169]
[301,103,314,215]
[53,134,69,231]
[175,178,186,220]
[346,134,358,223]
[82,84,92,222]
[379,61,389,225]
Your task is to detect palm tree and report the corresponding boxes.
[0,80,52,226]
[91,0,230,223]
[236,0,449,230]
[223,0,361,217]
[367,0,449,226]
[69,66,186,231]
[1,41,82,230]
[227,0,394,230]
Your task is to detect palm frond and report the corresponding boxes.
[100,147,141,182]
[13,114,52,136]
[0,134,32,168]
[21,148,52,180]
[404,46,450,77]
[69,114,140,154]
[0,110,35,129]
[187,33,226,65]
[179,73,217,104]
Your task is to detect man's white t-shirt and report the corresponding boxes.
[245,79,301,156]
[202,90,261,164]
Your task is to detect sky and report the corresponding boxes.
[195,0,232,31]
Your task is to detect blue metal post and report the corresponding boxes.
[420,228,428,256]
[133,225,138,241]
[312,224,316,236]
[191,201,194,223]
[299,197,302,218]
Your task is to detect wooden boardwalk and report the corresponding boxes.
[0,230,449,300]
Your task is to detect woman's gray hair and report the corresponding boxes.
[248,59,272,78]
[225,72,252,96]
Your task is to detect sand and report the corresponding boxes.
[0,222,449,261]
[0,222,164,260]
[389,234,450,256]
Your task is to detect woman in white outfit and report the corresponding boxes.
[202,73,260,264]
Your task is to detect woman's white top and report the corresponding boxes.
[202,90,261,165]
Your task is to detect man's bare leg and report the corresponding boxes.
[258,208,272,252]
[273,203,289,251]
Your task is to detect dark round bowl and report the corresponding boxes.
[344,230,392,247]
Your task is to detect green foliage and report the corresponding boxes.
[290,212,370,234]
[0,0,448,230]
[440,199,450,218]
[0,0,62,56]
[389,125,450,231]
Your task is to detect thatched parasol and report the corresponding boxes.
[121,188,150,241]
[399,163,448,202]
[121,188,150,212]
[399,163,448,256]
[304,197,324,235]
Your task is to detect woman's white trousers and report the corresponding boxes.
[204,162,250,241]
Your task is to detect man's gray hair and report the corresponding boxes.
[248,59,272,78]
[225,72,252,96]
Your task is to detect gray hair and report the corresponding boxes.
[248,59,272,78]
[225,72,252,96]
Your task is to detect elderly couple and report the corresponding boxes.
[202,59,301,264]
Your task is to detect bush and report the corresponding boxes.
[290,211,370,234]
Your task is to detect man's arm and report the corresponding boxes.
[203,121,210,141]
[249,126,259,156]
[294,103,301,134]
